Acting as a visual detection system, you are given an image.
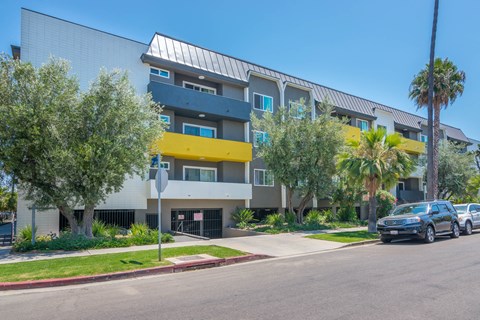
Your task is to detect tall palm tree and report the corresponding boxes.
[409,58,466,199]
[338,129,413,233]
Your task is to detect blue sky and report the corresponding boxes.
[1,1,479,139]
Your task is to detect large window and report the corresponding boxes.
[357,119,369,132]
[184,166,216,182]
[253,93,273,112]
[183,81,216,95]
[254,169,274,187]
[150,67,170,78]
[421,134,428,143]
[253,131,269,147]
[159,115,171,124]
[183,123,216,138]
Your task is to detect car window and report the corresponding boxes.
[473,205,480,212]
[438,204,449,214]
[455,205,467,213]
[391,204,428,216]
[431,205,440,213]
[446,202,456,213]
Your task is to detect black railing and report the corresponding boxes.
[59,210,135,230]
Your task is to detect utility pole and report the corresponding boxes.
[426,0,439,200]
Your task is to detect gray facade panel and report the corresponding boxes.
[218,120,244,142]
[285,85,310,108]
[218,162,245,183]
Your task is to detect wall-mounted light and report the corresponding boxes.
[198,114,206,118]
[198,75,205,80]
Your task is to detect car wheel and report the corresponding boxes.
[451,222,460,238]
[464,221,473,235]
[424,225,435,243]
[380,236,392,243]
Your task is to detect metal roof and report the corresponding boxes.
[146,33,470,143]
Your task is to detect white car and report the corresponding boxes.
[453,203,480,235]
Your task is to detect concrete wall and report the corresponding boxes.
[16,193,59,236]
[21,9,149,94]
[218,120,244,142]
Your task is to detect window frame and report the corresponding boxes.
[159,115,171,124]
[289,101,305,119]
[183,166,217,182]
[397,181,405,191]
[357,119,369,132]
[160,161,170,170]
[182,123,217,138]
[420,134,428,143]
[182,81,216,95]
[150,67,170,78]
[254,169,274,187]
[253,92,274,113]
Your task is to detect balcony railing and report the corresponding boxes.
[151,132,252,163]
[148,81,251,122]
[343,125,361,141]
[399,137,425,154]
[148,180,252,200]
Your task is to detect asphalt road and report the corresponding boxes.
[2,233,480,320]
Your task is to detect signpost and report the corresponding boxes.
[155,154,169,261]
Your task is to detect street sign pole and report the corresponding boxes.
[157,154,162,261]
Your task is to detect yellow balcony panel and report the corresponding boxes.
[153,132,252,162]
[343,125,361,142]
[399,137,425,154]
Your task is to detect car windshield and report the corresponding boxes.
[391,204,428,216]
[454,205,467,213]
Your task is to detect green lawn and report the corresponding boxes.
[306,231,378,243]
[0,245,246,282]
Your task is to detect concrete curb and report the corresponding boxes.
[340,239,380,248]
[0,254,271,291]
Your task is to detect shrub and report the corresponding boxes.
[337,207,358,222]
[376,190,396,219]
[320,209,336,223]
[285,211,297,225]
[130,223,149,236]
[92,219,109,238]
[231,208,255,228]
[304,210,325,227]
[264,213,284,228]
[17,225,37,242]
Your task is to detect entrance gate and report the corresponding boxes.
[171,209,222,238]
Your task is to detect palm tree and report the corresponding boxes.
[338,129,413,233]
[409,58,466,199]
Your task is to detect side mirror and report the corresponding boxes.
[431,209,440,215]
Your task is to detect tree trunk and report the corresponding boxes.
[433,104,441,199]
[287,187,294,216]
[297,193,313,224]
[83,204,95,238]
[59,205,79,235]
[368,192,377,233]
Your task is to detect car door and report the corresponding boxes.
[437,203,451,232]
[472,205,480,227]
[430,204,445,232]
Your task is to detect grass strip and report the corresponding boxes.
[306,231,378,243]
[0,245,246,282]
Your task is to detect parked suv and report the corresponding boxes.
[377,200,460,243]
[453,203,480,235]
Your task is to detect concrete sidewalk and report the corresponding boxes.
[0,227,367,265]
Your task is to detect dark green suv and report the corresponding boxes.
[377,200,460,243]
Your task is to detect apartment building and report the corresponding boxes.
[14,9,472,236]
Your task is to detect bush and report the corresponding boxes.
[17,225,38,242]
[376,190,396,219]
[231,208,255,229]
[304,210,325,227]
[264,213,285,228]
[130,223,149,236]
[285,211,297,225]
[337,207,358,222]
[107,225,121,238]
[92,219,109,238]
[320,209,336,223]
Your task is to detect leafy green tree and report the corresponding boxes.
[409,58,466,199]
[338,129,413,232]
[0,55,164,237]
[436,141,475,200]
[331,173,365,221]
[252,99,345,223]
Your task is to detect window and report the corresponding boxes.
[183,166,216,182]
[183,123,216,138]
[150,67,170,78]
[421,134,428,143]
[357,119,369,132]
[254,169,274,187]
[160,162,170,170]
[253,131,269,147]
[377,125,387,131]
[253,93,273,112]
[397,182,405,191]
[289,101,305,118]
[159,115,171,124]
[183,81,216,95]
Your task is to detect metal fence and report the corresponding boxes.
[171,209,223,238]
[59,210,135,230]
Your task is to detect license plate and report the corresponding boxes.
[390,230,399,235]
